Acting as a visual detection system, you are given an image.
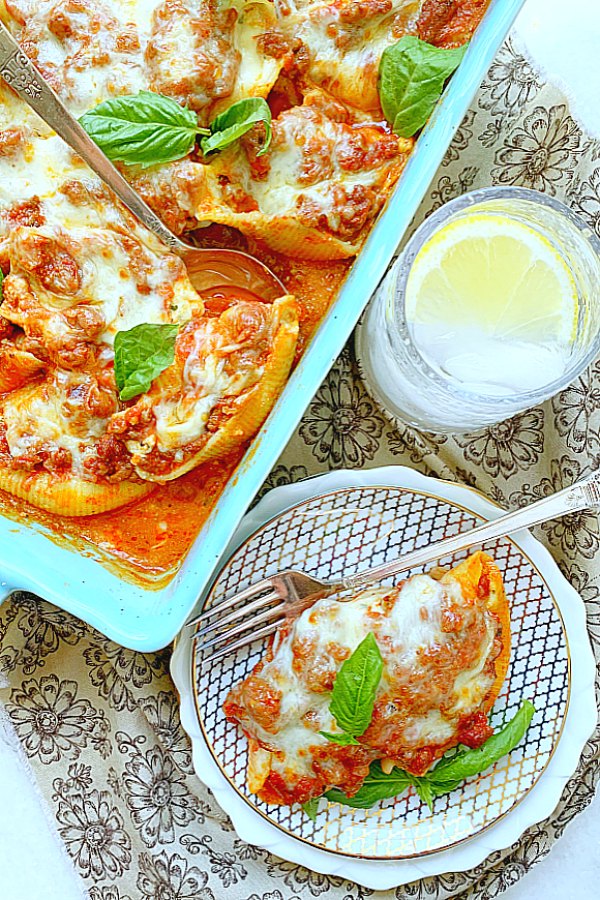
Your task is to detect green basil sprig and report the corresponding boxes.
[414,700,536,800]
[325,701,536,810]
[80,91,209,168]
[378,36,467,138]
[200,97,272,156]
[80,92,272,168]
[325,761,413,809]
[319,632,383,746]
[301,798,320,821]
[114,322,180,401]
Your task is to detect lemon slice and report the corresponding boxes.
[405,213,578,344]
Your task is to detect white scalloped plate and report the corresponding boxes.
[170,467,597,890]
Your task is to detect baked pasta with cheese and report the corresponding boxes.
[0,0,488,521]
[224,551,511,805]
[0,219,297,513]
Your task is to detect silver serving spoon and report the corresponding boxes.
[0,23,285,300]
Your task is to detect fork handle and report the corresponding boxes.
[0,23,181,251]
[342,472,600,590]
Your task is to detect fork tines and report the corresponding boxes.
[191,576,285,663]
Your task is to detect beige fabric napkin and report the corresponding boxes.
[1,30,599,900]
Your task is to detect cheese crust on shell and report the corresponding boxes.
[224,551,511,805]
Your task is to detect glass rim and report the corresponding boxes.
[392,185,600,410]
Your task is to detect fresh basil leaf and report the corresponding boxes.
[319,731,360,746]
[301,798,320,821]
[328,632,383,739]
[411,776,435,810]
[424,701,536,795]
[114,323,180,401]
[201,97,272,156]
[325,761,413,809]
[324,701,536,811]
[81,92,273,166]
[378,36,467,138]
[80,91,208,168]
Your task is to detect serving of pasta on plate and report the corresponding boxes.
[224,550,523,809]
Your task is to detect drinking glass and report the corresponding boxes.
[355,187,600,433]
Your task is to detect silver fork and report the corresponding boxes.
[189,470,600,662]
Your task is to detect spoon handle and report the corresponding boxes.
[0,22,181,251]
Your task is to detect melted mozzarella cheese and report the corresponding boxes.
[3,0,159,115]
[248,632,336,779]
[3,370,108,473]
[281,0,422,110]
[97,242,198,344]
[200,105,402,243]
[153,354,231,450]
[379,574,462,673]
[292,575,456,671]
[232,571,500,782]
[0,81,42,134]
[226,0,282,105]
[0,133,151,242]
[451,620,496,713]
[3,224,197,345]
[152,319,264,451]
[0,137,90,227]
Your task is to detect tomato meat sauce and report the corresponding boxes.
[0,451,243,586]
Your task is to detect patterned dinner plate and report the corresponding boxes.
[171,467,596,889]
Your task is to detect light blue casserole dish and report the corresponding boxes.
[0,0,526,650]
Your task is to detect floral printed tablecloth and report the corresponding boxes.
[1,31,599,900]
